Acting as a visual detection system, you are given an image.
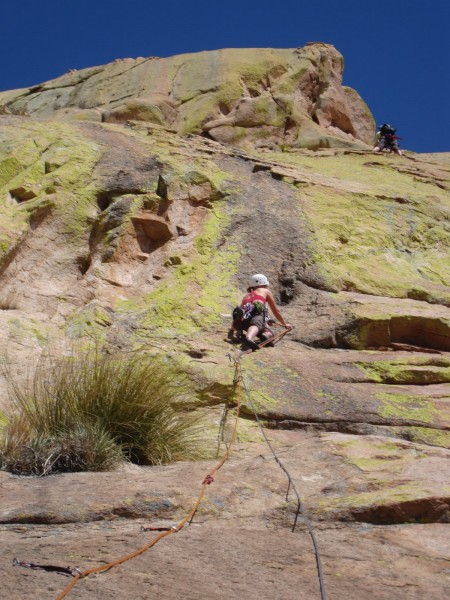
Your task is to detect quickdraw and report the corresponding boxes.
[13,558,81,577]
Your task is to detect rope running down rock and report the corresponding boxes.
[55,361,243,599]
[28,328,326,600]
[237,359,327,600]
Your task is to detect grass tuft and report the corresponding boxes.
[0,290,19,310]
[0,346,204,475]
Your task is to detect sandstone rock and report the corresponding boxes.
[103,96,178,126]
[0,431,449,599]
[0,44,375,151]
[318,433,450,524]
[0,110,449,600]
[188,182,213,204]
[337,293,450,351]
[343,86,374,143]
[131,212,175,242]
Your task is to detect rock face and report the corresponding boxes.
[0,44,374,151]
[1,433,449,600]
[0,45,449,600]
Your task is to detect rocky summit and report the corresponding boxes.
[0,43,449,600]
[0,43,374,151]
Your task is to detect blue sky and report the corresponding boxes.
[1,0,449,153]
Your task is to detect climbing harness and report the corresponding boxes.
[231,291,269,334]
[238,323,291,357]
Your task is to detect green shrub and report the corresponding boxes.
[0,346,203,475]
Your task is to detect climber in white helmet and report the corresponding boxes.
[229,273,293,351]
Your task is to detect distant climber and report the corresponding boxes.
[373,123,403,156]
[229,274,292,351]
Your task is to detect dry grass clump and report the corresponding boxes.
[0,290,19,310]
[0,347,203,475]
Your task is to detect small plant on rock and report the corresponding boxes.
[0,346,204,475]
[0,290,19,310]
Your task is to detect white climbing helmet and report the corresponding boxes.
[249,273,270,288]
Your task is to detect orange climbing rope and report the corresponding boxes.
[49,329,326,600]
[56,359,243,600]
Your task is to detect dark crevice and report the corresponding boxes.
[343,497,450,525]
[96,191,113,211]
[0,239,25,278]
[243,414,450,435]
[200,130,214,140]
[336,315,450,353]
[104,93,138,108]
[270,171,284,181]
[96,188,144,211]
[155,198,171,216]
[219,102,231,116]
[351,379,449,387]
[252,164,272,173]
[13,68,105,101]
[9,188,37,203]
[186,349,208,359]
[284,117,297,135]
[131,219,173,254]
[248,88,261,98]
[156,175,168,199]
[187,197,211,209]
[76,255,92,275]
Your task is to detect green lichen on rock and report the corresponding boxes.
[299,188,450,299]
[402,426,450,449]
[134,201,240,336]
[0,122,101,267]
[237,358,299,415]
[0,409,7,427]
[319,482,435,514]
[42,137,100,240]
[353,358,449,428]
[178,92,222,135]
[96,194,143,261]
[235,418,265,444]
[357,357,450,385]
[250,151,450,301]
[316,435,449,520]
[0,45,376,150]
[339,440,412,475]
[0,156,23,187]
[377,391,439,425]
[6,315,50,346]
[66,304,113,340]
